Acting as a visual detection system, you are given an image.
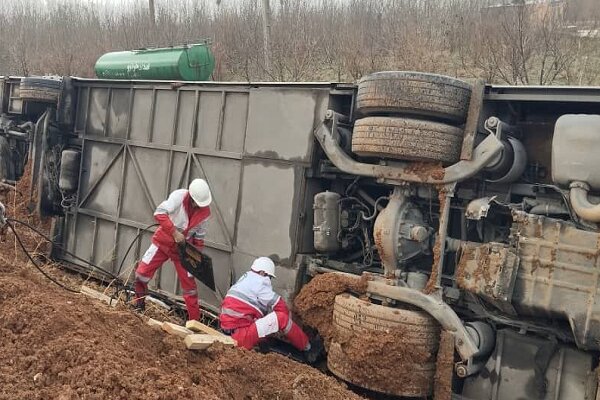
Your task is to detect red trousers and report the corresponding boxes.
[230,310,309,351]
[134,243,200,321]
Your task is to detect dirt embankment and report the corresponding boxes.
[0,266,364,400]
[0,173,364,400]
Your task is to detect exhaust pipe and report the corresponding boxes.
[570,181,600,222]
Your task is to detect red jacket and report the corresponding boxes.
[151,189,211,257]
[220,270,289,330]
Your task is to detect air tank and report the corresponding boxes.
[94,43,215,81]
[59,149,81,193]
[313,191,341,253]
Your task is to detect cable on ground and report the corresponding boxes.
[5,220,79,293]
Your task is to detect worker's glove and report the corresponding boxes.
[304,336,324,365]
[173,230,185,244]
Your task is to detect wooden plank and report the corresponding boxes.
[146,318,164,328]
[185,319,225,337]
[184,334,236,351]
[460,79,486,161]
[80,286,117,307]
[162,322,194,338]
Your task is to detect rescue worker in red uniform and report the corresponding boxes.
[134,178,212,321]
[220,257,322,362]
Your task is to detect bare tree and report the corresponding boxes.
[149,0,156,28]
[0,0,598,85]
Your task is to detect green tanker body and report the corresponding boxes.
[94,43,214,81]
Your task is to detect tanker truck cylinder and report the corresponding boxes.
[59,149,81,193]
[313,191,341,253]
[94,43,215,81]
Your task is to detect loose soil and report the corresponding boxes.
[327,330,436,397]
[0,266,363,400]
[0,175,364,400]
[294,273,368,347]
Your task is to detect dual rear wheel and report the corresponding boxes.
[351,71,472,164]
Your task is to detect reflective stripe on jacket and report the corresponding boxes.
[151,189,211,256]
[220,271,289,330]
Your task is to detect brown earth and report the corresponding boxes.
[0,266,364,400]
[0,174,364,400]
[293,272,369,347]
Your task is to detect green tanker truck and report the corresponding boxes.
[94,43,215,81]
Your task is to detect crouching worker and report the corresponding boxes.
[220,257,322,363]
[133,179,212,321]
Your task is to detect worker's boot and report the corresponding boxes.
[133,279,147,313]
[133,298,146,313]
[303,336,324,364]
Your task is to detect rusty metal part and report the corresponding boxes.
[455,242,519,315]
[460,79,486,161]
[315,110,504,185]
[511,211,600,350]
[455,360,486,379]
[373,187,430,277]
[569,181,600,222]
[366,280,479,360]
[434,185,456,290]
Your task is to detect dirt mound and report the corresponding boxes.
[0,264,364,400]
[293,273,368,346]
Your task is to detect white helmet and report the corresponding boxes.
[189,178,212,207]
[251,257,276,278]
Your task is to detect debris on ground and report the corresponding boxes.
[0,266,364,400]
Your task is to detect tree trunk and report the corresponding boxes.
[148,0,156,28]
[261,0,272,76]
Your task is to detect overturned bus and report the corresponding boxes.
[1,70,600,399]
